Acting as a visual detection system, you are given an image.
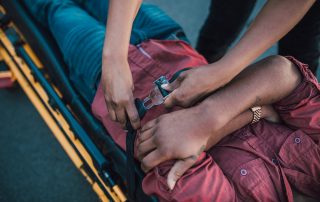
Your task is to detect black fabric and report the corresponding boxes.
[126,124,138,202]
[278,0,320,74]
[126,99,146,202]
[196,0,256,63]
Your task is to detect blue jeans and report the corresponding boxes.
[22,0,188,103]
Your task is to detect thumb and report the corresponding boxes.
[167,156,197,190]
[162,78,183,108]
[161,78,180,92]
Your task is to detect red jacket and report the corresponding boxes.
[92,40,320,202]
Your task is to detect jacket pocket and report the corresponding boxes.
[278,130,320,197]
[231,158,280,202]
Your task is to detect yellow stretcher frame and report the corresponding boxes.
[0,9,126,202]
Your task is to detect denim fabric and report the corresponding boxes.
[22,0,187,103]
[78,0,188,44]
[197,0,320,74]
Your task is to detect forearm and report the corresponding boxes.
[103,0,142,60]
[212,0,315,83]
[205,110,252,149]
[206,105,277,149]
[199,56,301,133]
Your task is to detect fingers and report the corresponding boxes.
[104,93,141,129]
[167,156,197,190]
[162,72,188,108]
[141,118,157,132]
[126,99,141,129]
[162,78,181,108]
[137,137,156,160]
[141,150,167,173]
[114,106,127,128]
[105,96,117,121]
[161,78,180,92]
[138,127,155,144]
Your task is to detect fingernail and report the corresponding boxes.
[161,84,169,89]
[167,178,176,190]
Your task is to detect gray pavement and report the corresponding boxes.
[0,0,319,202]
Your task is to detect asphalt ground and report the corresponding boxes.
[0,0,319,201]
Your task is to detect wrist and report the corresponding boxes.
[195,99,228,133]
[260,105,274,119]
[250,106,262,124]
[188,105,216,143]
[206,60,234,87]
[216,54,249,83]
[102,49,130,73]
[102,41,128,62]
[103,49,127,61]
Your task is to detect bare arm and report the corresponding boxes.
[200,56,301,133]
[206,105,279,149]
[103,0,141,59]
[219,0,315,80]
[101,0,142,129]
[164,0,315,108]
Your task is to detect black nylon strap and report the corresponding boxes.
[126,123,137,201]
[126,99,146,201]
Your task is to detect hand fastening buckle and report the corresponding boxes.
[142,76,169,110]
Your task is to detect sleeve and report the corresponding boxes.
[273,56,320,143]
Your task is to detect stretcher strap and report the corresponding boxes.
[126,123,137,201]
[126,99,146,201]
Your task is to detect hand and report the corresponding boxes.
[136,105,214,189]
[101,56,140,129]
[163,62,230,108]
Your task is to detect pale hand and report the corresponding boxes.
[101,57,140,129]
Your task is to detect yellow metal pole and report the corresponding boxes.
[0,45,111,202]
[0,26,127,202]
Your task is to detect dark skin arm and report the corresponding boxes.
[166,105,280,190]
[136,55,301,189]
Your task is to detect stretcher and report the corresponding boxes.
[0,0,157,201]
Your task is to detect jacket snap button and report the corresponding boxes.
[272,158,278,164]
[294,137,301,144]
[240,169,247,176]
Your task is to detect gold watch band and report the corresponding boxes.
[250,106,262,124]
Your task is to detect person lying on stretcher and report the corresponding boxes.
[22,0,320,201]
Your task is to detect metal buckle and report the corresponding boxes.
[142,76,169,110]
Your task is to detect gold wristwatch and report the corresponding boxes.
[250,106,262,124]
